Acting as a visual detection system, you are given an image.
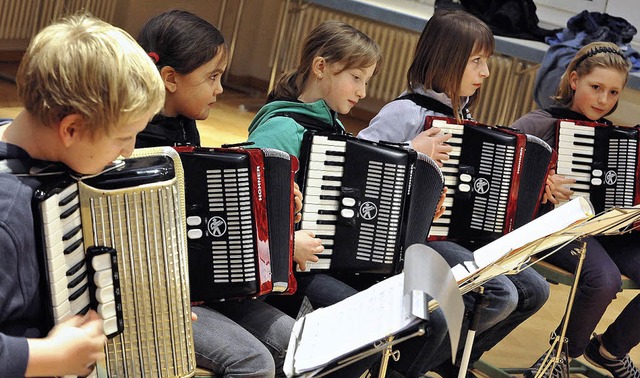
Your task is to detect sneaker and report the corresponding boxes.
[584,334,640,378]
[523,349,569,378]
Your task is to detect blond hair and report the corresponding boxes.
[16,13,165,135]
[272,20,382,99]
[554,41,630,111]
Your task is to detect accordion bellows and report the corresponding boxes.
[34,147,196,377]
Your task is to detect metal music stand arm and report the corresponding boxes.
[309,324,427,378]
[458,286,486,378]
[534,240,587,378]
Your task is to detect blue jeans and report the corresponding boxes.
[192,299,294,377]
[390,241,545,377]
[546,234,640,358]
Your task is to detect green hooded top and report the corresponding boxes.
[247,99,344,158]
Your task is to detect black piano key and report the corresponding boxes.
[324,161,344,167]
[59,190,78,207]
[66,259,86,276]
[68,283,89,301]
[62,224,82,241]
[67,269,88,289]
[60,203,80,219]
[63,238,83,255]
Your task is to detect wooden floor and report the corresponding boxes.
[1,69,639,377]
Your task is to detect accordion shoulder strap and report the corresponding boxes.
[270,111,344,134]
[395,93,472,120]
[0,158,32,175]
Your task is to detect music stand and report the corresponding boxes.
[452,203,640,377]
[304,323,427,378]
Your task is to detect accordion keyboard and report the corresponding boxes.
[38,181,122,338]
[300,135,344,269]
[557,120,638,210]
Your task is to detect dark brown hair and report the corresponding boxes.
[407,10,494,120]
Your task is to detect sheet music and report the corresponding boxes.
[285,245,464,376]
[289,274,410,372]
[454,199,640,285]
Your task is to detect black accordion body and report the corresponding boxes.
[176,146,298,302]
[555,119,640,213]
[33,147,195,377]
[425,116,554,247]
[296,132,444,275]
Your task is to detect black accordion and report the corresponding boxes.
[176,146,298,302]
[555,119,640,213]
[425,116,554,247]
[296,132,444,275]
[32,147,195,377]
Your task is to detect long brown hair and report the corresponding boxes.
[407,10,494,120]
[271,20,381,100]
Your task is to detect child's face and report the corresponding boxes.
[569,67,626,121]
[321,63,376,114]
[64,114,151,175]
[460,51,491,97]
[168,53,227,120]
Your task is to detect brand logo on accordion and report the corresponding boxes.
[359,201,378,220]
[473,178,490,194]
[605,170,617,185]
[208,216,227,237]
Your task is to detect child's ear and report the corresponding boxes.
[160,66,178,93]
[312,57,326,79]
[569,71,579,91]
[58,114,85,148]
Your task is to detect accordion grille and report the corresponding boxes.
[471,142,515,232]
[357,160,406,264]
[605,137,637,208]
[80,179,195,377]
[206,167,256,284]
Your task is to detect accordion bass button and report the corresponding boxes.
[188,229,203,239]
[341,208,355,218]
[342,197,356,207]
[187,216,202,226]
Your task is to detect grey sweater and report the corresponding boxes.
[0,141,44,377]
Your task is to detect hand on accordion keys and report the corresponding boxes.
[411,126,453,166]
[542,169,576,205]
[293,230,324,271]
[294,182,303,223]
[434,187,448,220]
[28,309,106,377]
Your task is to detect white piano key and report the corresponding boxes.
[69,288,91,315]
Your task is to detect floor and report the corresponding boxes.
[1,65,639,377]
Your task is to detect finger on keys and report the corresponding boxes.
[426,126,441,136]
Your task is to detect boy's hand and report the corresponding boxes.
[293,229,323,271]
[33,310,106,376]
